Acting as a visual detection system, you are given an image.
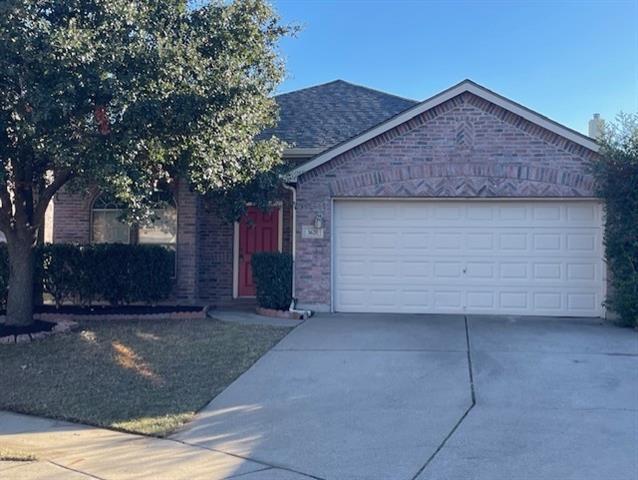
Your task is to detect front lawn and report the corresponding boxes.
[0,318,290,437]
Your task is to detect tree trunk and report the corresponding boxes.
[5,234,36,327]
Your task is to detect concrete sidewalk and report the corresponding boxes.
[0,411,310,479]
[208,308,305,327]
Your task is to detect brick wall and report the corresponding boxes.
[53,181,201,303]
[174,180,199,302]
[53,182,294,307]
[197,188,294,306]
[52,187,94,244]
[294,92,600,311]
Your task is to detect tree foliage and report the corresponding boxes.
[204,163,288,222]
[0,0,292,325]
[590,113,638,327]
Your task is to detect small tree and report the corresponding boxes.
[0,0,292,326]
[590,113,638,327]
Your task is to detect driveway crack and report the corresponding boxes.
[410,315,476,480]
[48,460,107,480]
[171,438,326,480]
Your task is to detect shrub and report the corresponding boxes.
[251,252,293,310]
[40,244,83,307]
[86,244,175,305]
[590,113,638,327]
[0,243,175,307]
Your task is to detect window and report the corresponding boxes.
[138,205,177,249]
[91,195,131,244]
[91,192,177,249]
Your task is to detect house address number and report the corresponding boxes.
[302,225,324,239]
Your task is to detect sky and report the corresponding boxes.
[272,0,638,135]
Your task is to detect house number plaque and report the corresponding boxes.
[302,225,324,239]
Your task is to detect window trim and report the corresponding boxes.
[90,207,133,244]
[89,192,178,248]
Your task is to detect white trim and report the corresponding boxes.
[232,221,240,299]
[233,203,284,299]
[278,206,283,252]
[282,184,297,298]
[283,147,326,158]
[285,80,599,181]
[330,197,336,313]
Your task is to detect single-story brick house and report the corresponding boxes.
[53,79,605,317]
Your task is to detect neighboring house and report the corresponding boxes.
[53,79,605,318]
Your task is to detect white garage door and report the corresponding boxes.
[333,200,604,317]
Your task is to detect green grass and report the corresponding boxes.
[0,448,36,461]
[0,318,290,437]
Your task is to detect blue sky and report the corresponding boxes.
[273,0,638,134]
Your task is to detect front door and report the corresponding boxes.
[238,206,280,297]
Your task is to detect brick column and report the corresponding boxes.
[175,180,199,303]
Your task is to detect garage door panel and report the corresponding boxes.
[334,200,604,317]
[434,290,464,309]
[566,203,598,222]
[533,292,563,310]
[466,262,495,279]
[466,233,494,250]
[400,289,432,310]
[401,261,432,278]
[467,291,496,309]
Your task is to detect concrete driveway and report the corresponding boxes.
[173,313,638,480]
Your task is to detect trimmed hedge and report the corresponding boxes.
[251,252,292,310]
[0,243,175,308]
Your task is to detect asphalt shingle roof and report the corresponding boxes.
[262,80,418,150]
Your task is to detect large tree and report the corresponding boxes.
[0,0,290,326]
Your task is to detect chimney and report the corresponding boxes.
[588,113,604,140]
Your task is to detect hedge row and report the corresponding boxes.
[0,243,175,308]
[251,252,293,310]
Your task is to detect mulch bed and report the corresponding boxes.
[1,305,205,316]
[0,319,55,338]
[0,319,77,344]
[1,305,208,344]
[0,304,208,323]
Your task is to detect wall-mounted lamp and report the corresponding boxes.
[313,213,324,230]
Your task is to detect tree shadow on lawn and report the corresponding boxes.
[0,318,290,437]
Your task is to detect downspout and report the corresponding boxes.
[282,182,297,303]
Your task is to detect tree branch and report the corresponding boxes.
[0,179,13,232]
[33,169,73,227]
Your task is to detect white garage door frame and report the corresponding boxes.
[330,197,606,317]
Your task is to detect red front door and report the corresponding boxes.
[238,206,280,297]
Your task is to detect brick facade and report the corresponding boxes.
[294,92,600,311]
[52,181,293,307]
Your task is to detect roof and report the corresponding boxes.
[285,79,600,181]
[262,80,418,150]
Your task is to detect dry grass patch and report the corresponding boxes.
[0,318,290,436]
[0,448,37,462]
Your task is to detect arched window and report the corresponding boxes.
[91,191,177,249]
[91,195,130,244]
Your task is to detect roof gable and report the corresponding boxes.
[285,80,599,181]
[261,80,418,150]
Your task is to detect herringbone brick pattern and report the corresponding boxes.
[295,92,600,308]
